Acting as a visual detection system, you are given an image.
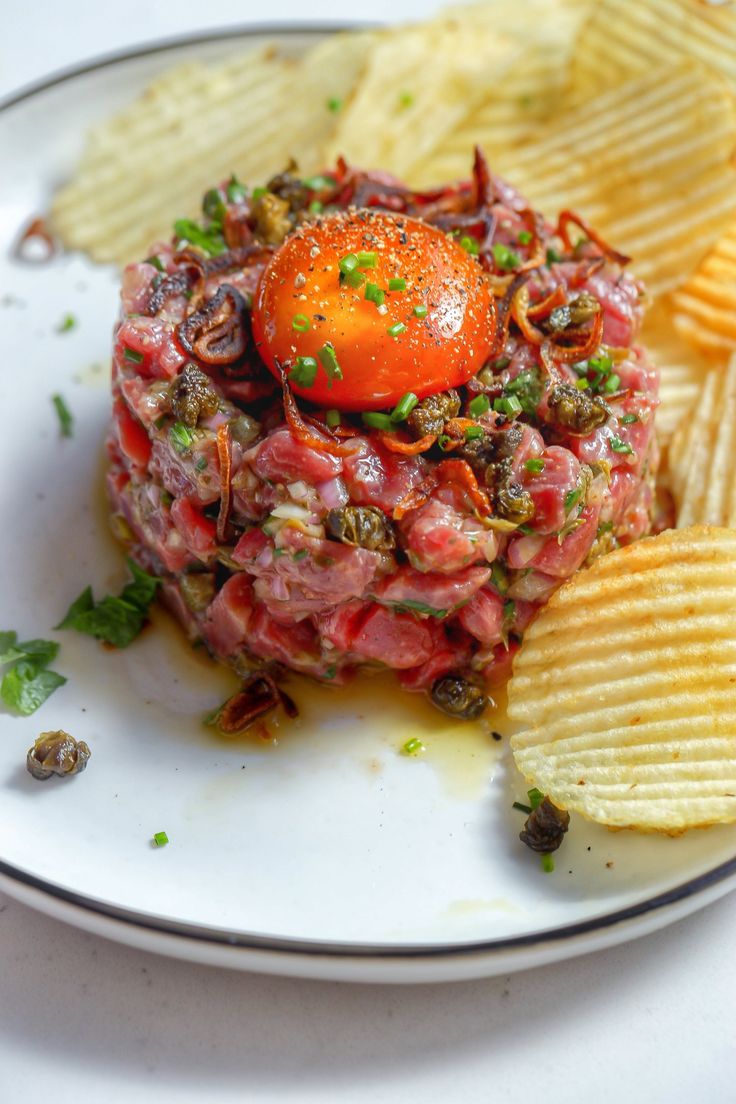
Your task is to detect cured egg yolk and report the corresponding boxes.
[251,208,495,410]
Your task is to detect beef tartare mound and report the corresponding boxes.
[107,149,658,717]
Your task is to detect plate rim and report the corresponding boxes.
[2,22,736,972]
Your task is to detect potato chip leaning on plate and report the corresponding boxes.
[509,526,736,833]
[669,355,736,528]
[640,303,714,448]
[671,218,736,360]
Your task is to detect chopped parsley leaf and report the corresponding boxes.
[0,631,66,716]
[56,559,161,649]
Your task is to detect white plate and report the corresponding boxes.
[2,28,735,984]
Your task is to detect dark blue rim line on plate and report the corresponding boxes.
[2,24,736,962]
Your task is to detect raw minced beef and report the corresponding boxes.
[106,152,658,702]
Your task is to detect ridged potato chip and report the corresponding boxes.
[571,0,736,101]
[509,526,736,832]
[669,355,736,527]
[51,33,375,265]
[487,64,736,298]
[411,0,592,186]
[671,219,736,359]
[321,15,521,181]
[640,303,714,447]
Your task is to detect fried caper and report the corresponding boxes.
[430,675,489,720]
[546,292,601,333]
[407,389,461,439]
[27,731,91,781]
[519,797,570,853]
[546,383,609,436]
[266,166,310,213]
[252,192,292,245]
[229,413,262,447]
[168,363,220,427]
[495,482,536,525]
[179,572,216,613]
[326,506,396,551]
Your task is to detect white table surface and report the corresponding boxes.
[3,4,736,1102]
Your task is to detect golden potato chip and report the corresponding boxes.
[52,33,374,265]
[640,303,714,447]
[670,218,736,359]
[412,1,592,187]
[571,0,736,101]
[321,16,522,181]
[669,355,736,527]
[486,64,736,299]
[509,526,736,832]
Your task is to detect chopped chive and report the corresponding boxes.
[604,373,621,393]
[289,356,318,388]
[541,853,555,873]
[528,787,544,810]
[524,457,545,474]
[170,422,194,454]
[464,425,484,441]
[344,269,366,288]
[325,409,341,428]
[388,277,407,291]
[365,282,385,307]
[413,304,428,319]
[292,313,311,333]
[251,186,267,201]
[575,378,590,390]
[362,411,394,431]
[564,487,583,512]
[152,831,169,847]
[493,395,523,417]
[512,801,533,814]
[302,174,335,191]
[356,251,377,269]
[226,175,247,203]
[460,236,480,255]
[202,187,226,222]
[293,549,309,561]
[517,230,533,245]
[308,200,323,214]
[610,436,634,455]
[468,393,491,417]
[327,96,343,113]
[546,246,563,265]
[123,346,144,364]
[317,342,343,384]
[390,392,418,422]
[589,354,613,375]
[339,253,359,274]
[621,413,639,424]
[52,394,73,438]
[195,455,208,472]
[492,243,521,271]
[437,434,453,450]
[324,664,337,679]
[387,321,407,338]
[398,90,414,109]
[144,254,165,272]
[491,561,508,594]
[173,218,225,257]
[401,737,425,756]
